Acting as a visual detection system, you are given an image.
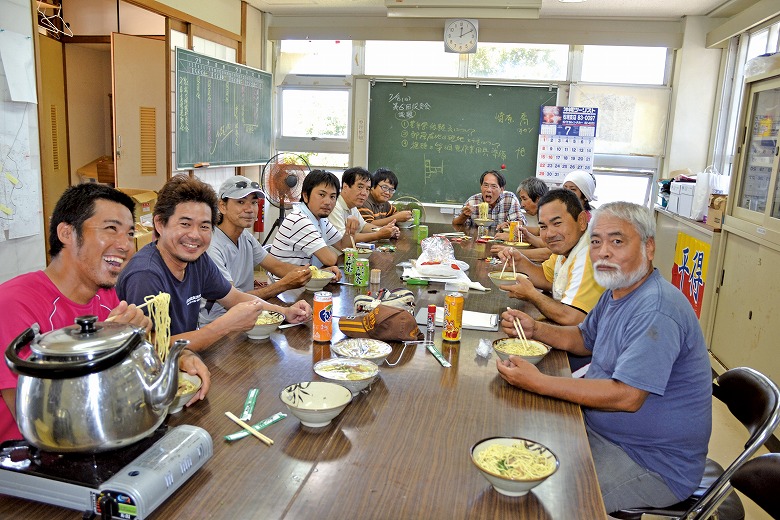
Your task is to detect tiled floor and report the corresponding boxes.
[710,397,771,520]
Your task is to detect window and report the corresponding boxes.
[281,89,349,139]
[468,43,568,81]
[365,41,459,77]
[581,45,667,85]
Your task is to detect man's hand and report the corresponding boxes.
[499,276,538,301]
[285,300,312,323]
[460,204,473,218]
[278,267,312,290]
[221,299,265,332]
[494,246,524,264]
[345,215,360,237]
[108,301,152,333]
[324,266,342,282]
[496,355,541,391]
[378,219,400,239]
[395,210,412,222]
[178,351,210,406]
[500,308,536,338]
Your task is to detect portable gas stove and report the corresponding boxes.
[0,424,212,519]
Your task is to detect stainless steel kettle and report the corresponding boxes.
[4,315,189,453]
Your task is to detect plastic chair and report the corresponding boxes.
[612,366,780,520]
[730,453,780,519]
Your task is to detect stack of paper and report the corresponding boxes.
[414,307,499,332]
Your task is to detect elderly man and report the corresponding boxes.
[0,184,211,443]
[328,166,399,242]
[452,169,524,228]
[199,175,312,327]
[495,189,604,327]
[497,201,712,514]
[117,175,311,352]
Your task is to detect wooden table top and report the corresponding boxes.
[0,223,606,519]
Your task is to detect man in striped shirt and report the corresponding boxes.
[269,170,358,278]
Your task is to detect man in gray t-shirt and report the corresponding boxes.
[199,176,313,326]
[496,202,711,514]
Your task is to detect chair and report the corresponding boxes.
[612,366,780,520]
[730,453,780,519]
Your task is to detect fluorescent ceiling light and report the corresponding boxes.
[557,0,586,3]
[386,7,540,18]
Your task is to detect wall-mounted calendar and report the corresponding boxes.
[535,106,598,183]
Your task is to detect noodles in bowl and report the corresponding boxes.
[492,338,551,364]
[470,437,559,497]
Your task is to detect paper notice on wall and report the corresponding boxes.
[0,29,37,104]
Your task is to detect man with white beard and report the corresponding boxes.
[496,202,712,515]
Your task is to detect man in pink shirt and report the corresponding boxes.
[0,184,211,444]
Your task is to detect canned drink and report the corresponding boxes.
[509,221,519,242]
[442,292,464,342]
[412,208,421,226]
[313,291,333,342]
[426,304,436,344]
[416,225,428,244]
[354,258,370,287]
[344,248,358,275]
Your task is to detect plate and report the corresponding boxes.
[503,241,531,248]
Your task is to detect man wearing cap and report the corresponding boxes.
[117,175,311,352]
[199,175,313,327]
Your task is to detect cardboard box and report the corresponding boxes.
[134,229,154,251]
[668,182,695,218]
[706,194,727,230]
[118,188,157,226]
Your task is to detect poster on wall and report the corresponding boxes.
[671,231,711,318]
[535,106,598,184]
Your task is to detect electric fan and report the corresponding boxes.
[261,153,311,245]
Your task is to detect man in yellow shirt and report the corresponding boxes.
[497,188,604,325]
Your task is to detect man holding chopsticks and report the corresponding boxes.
[496,201,712,515]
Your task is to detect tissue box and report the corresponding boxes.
[668,182,695,218]
[707,195,727,229]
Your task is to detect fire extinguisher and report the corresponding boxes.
[254,192,265,232]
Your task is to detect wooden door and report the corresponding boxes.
[38,34,69,260]
[111,33,166,191]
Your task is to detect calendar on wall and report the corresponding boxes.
[535,106,598,183]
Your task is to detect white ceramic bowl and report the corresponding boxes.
[169,372,202,414]
[331,338,393,366]
[305,270,336,292]
[280,381,353,428]
[487,271,528,288]
[492,338,551,365]
[398,220,415,229]
[313,357,379,396]
[247,311,285,340]
[472,217,493,227]
[471,437,559,497]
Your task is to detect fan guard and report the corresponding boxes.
[261,153,310,210]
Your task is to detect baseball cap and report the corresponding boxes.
[218,175,264,200]
[338,305,424,342]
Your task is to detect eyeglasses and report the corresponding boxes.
[379,185,396,194]
[481,183,500,190]
[234,181,260,190]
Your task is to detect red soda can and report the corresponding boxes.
[442,292,464,342]
[313,291,333,342]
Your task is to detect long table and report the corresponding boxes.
[0,224,606,519]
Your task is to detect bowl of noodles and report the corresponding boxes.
[313,357,379,395]
[305,266,336,292]
[169,372,202,414]
[331,338,393,366]
[492,338,551,365]
[487,271,528,288]
[470,437,559,497]
[247,311,285,340]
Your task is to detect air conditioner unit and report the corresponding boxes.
[385,0,542,19]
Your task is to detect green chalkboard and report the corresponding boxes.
[368,81,557,203]
[175,48,272,169]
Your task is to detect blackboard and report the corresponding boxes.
[175,48,272,169]
[368,81,557,203]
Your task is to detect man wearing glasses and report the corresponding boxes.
[328,167,400,241]
[358,168,413,226]
[198,176,313,327]
[451,169,524,228]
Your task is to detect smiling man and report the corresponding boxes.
[117,175,311,352]
[327,167,399,242]
[451,169,523,228]
[497,189,604,327]
[0,184,210,443]
[497,202,712,514]
[358,168,412,226]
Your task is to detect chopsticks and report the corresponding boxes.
[499,258,509,278]
[507,307,530,350]
[225,411,274,446]
[350,235,357,249]
[511,256,516,279]
[105,299,153,322]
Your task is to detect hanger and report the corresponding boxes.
[37,2,73,38]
